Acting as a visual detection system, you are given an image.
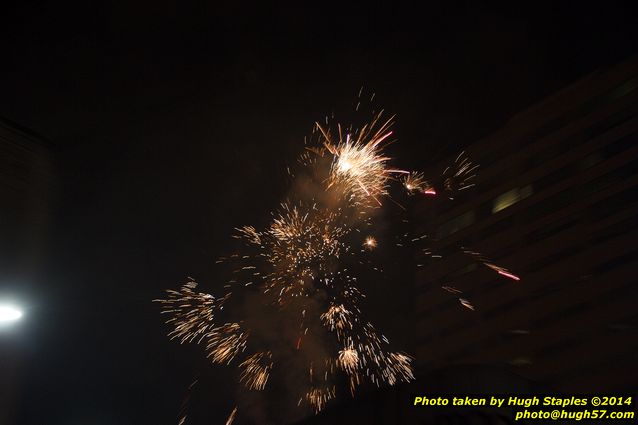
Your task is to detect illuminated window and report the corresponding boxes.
[520,184,533,199]
[492,185,533,213]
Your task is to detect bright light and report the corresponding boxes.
[364,236,377,250]
[338,160,353,173]
[0,304,23,322]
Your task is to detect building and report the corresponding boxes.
[0,117,57,425]
[0,117,56,277]
[292,56,638,425]
[413,55,638,395]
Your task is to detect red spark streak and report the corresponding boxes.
[498,270,520,281]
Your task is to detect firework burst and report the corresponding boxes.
[239,351,273,390]
[319,113,409,207]
[403,171,435,196]
[156,104,518,423]
[442,151,479,198]
[363,236,378,250]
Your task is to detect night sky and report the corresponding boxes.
[1,2,637,424]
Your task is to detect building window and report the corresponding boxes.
[580,152,603,170]
[437,211,475,238]
[446,262,477,279]
[492,185,533,213]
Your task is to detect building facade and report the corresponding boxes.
[294,56,638,425]
[0,118,56,425]
[0,117,56,277]
[413,56,638,395]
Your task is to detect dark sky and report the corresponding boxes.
[1,2,637,424]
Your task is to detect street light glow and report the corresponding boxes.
[0,304,23,322]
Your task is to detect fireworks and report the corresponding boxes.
[156,106,519,423]
[403,171,436,196]
[206,322,248,364]
[319,114,408,207]
[156,282,230,344]
[462,248,521,281]
[382,352,415,385]
[321,304,355,334]
[337,348,359,373]
[459,298,475,311]
[442,151,479,198]
[225,406,238,425]
[239,351,273,390]
[364,236,377,250]
[303,385,336,413]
